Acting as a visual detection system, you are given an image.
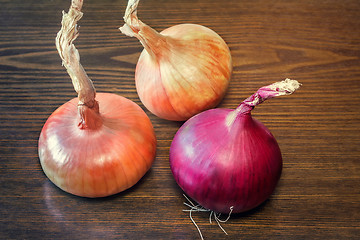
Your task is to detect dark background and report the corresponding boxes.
[1,0,359,239]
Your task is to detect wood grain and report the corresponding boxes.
[1,0,359,239]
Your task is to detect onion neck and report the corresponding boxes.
[56,0,102,130]
[120,0,171,61]
[226,79,301,128]
[137,24,170,61]
[78,101,102,130]
[236,78,301,114]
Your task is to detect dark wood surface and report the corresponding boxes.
[1,0,359,239]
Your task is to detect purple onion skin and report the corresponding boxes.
[169,108,282,214]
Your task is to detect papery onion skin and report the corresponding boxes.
[135,24,232,121]
[170,79,300,214]
[170,109,282,213]
[40,0,156,198]
[120,0,232,121]
[39,93,156,197]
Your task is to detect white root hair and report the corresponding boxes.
[182,194,234,240]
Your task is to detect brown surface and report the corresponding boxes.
[1,0,359,239]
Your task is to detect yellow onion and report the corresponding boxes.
[120,0,232,121]
[38,0,156,198]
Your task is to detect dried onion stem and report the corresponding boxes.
[55,0,100,129]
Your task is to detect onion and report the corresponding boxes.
[170,79,301,214]
[119,0,232,121]
[38,0,156,198]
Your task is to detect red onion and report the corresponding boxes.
[120,0,232,121]
[170,79,301,213]
[38,0,156,198]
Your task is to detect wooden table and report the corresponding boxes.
[1,0,359,239]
